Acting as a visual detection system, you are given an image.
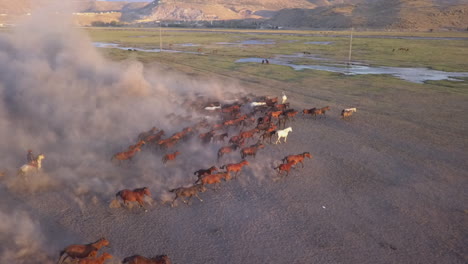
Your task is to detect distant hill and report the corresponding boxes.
[0,0,467,30]
[269,0,468,30]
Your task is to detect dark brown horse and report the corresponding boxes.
[311,106,330,119]
[194,166,218,179]
[212,132,229,143]
[116,187,151,211]
[169,184,207,207]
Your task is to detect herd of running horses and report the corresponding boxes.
[22,92,356,264]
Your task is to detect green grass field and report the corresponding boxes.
[87,27,468,97]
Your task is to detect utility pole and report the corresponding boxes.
[157,20,162,52]
[348,27,353,65]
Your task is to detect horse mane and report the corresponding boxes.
[134,187,148,192]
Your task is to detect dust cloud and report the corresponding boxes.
[0,2,267,263]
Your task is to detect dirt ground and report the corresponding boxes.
[1,69,467,264]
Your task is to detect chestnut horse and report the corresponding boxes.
[169,184,207,207]
[116,187,151,211]
[138,127,158,141]
[196,173,230,189]
[275,161,297,177]
[123,255,171,264]
[58,238,109,264]
[162,151,181,164]
[78,252,113,264]
[283,152,312,168]
[111,147,141,164]
[221,160,249,178]
[217,144,239,160]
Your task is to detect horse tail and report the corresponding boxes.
[220,165,226,170]
[168,188,176,193]
[115,190,122,199]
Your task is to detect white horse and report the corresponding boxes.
[344,107,357,112]
[250,102,267,107]
[204,105,221,111]
[282,92,287,104]
[275,127,292,144]
[17,154,45,176]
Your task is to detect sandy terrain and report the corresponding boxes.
[1,73,467,264]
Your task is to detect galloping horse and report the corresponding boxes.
[311,106,331,119]
[78,252,113,264]
[17,154,45,176]
[169,184,207,207]
[115,187,151,212]
[221,160,249,178]
[58,238,110,264]
[283,152,312,168]
[123,255,171,264]
[275,127,292,144]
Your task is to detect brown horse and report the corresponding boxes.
[221,160,249,178]
[217,144,239,160]
[275,161,297,177]
[239,128,259,140]
[194,166,218,179]
[138,127,158,141]
[283,109,299,121]
[128,140,146,151]
[283,152,312,168]
[302,108,316,115]
[311,106,330,119]
[111,146,142,164]
[275,103,290,111]
[228,135,245,146]
[240,142,265,159]
[199,130,215,144]
[169,184,207,207]
[58,238,109,264]
[265,97,278,107]
[116,187,151,211]
[261,130,276,144]
[145,130,165,144]
[162,151,181,164]
[196,173,230,189]
[123,255,171,264]
[158,138,179,150]
[212,132,229,143]
[270,110,283,119]
[78,253,113,264]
